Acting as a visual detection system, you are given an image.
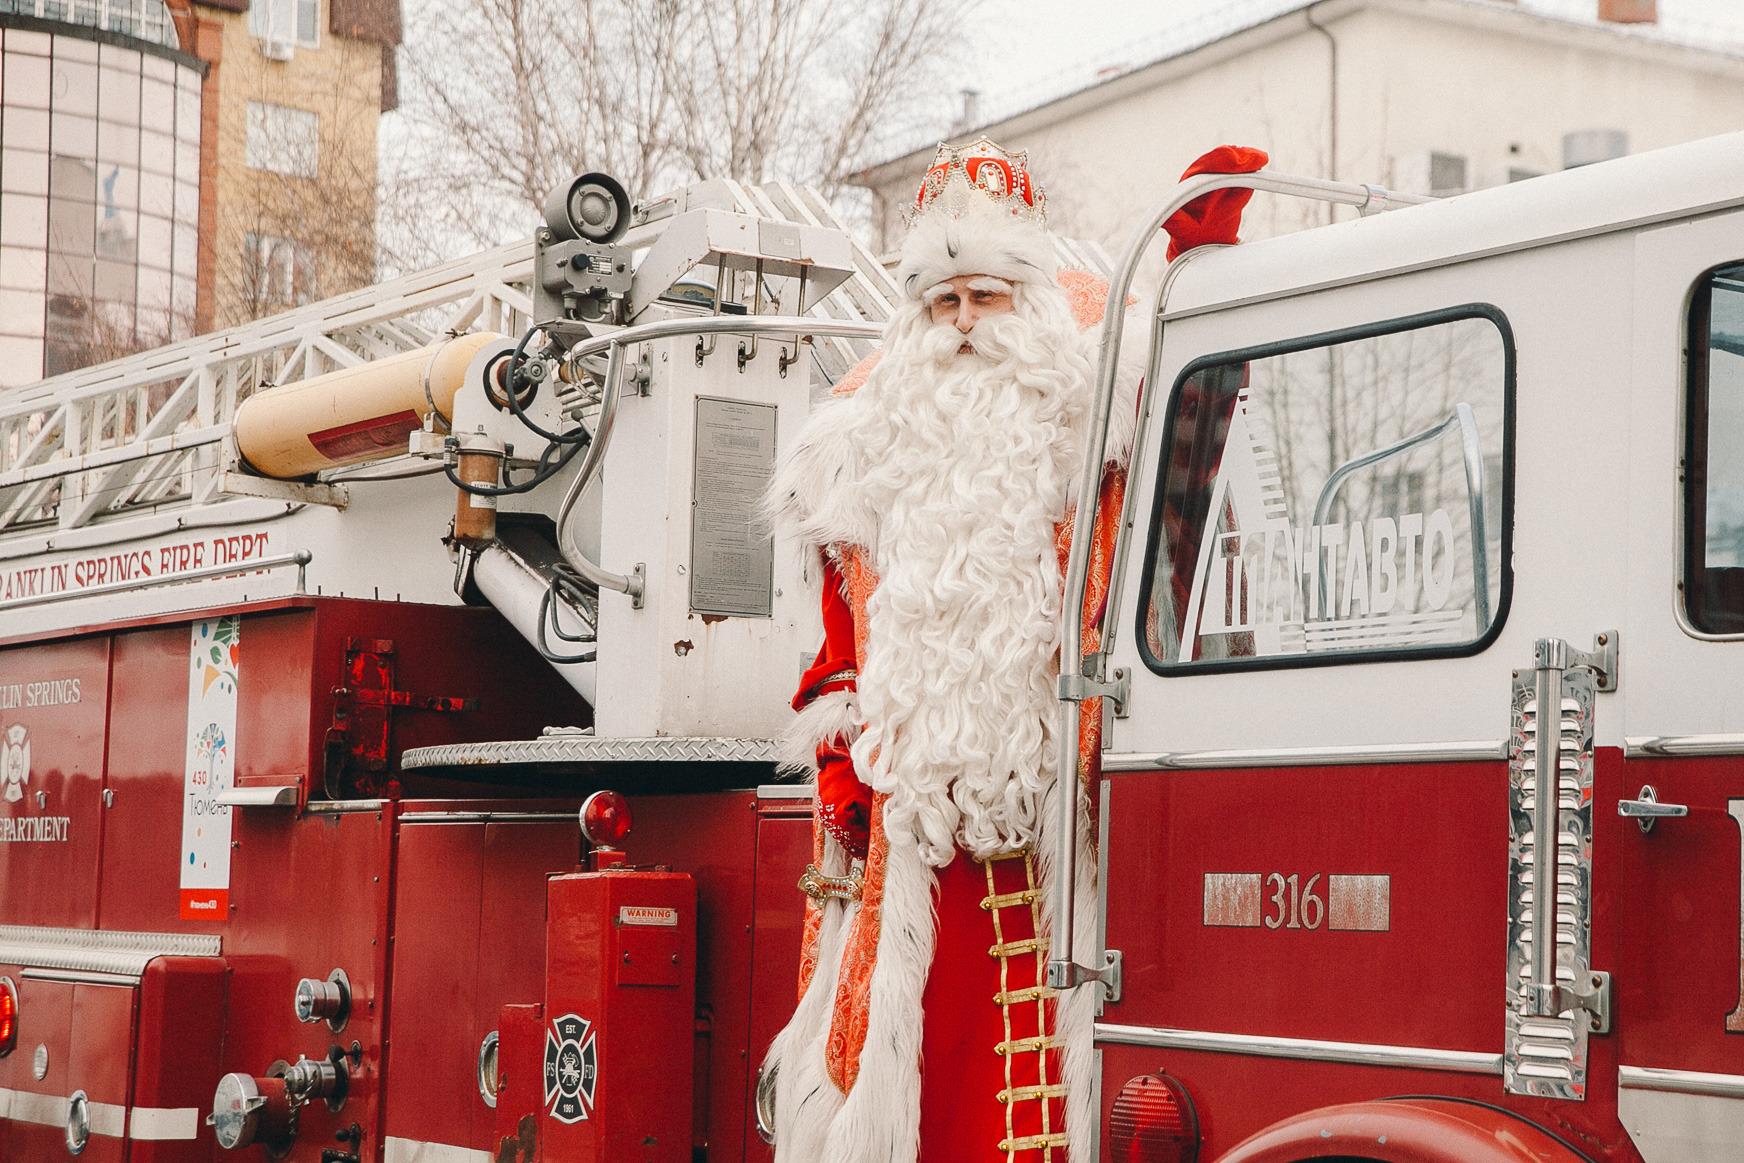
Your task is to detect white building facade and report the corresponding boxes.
[854,0,1744,253]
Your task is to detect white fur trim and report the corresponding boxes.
[766,832,855,1160]
[896,201,1057,301]
[821,831,938,1162]
[764,389,885,556]
[777,688,862,777]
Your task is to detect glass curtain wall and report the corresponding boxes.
[0,9,199,384]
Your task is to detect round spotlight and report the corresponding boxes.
[580,789,632,849]
[542,173,630,244]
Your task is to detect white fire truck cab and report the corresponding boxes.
[1073,130,1744,1161]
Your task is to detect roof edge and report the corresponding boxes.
[851,0,1744,190]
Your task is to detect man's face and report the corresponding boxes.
[925,274,1015,352]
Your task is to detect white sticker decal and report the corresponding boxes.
[179,616,239,921]
[1,723,29,804]
[618,906,678,927]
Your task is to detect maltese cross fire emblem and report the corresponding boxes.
[543,1012,597,1124]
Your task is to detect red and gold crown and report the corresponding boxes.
[908,136,1047,226]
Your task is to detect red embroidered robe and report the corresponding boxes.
[780,269,1130,1161]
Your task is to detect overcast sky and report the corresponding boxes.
[382,0,1744,263]
[960,0,1744,130]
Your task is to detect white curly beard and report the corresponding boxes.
[832,283,1094,866]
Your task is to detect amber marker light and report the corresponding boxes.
[1108,1071,1199,1163]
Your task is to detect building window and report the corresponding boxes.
[244,102,319,178]
[1683,262,1744,633]
[296,0,320,45]
[1429,152,1468,197]
[244,231,314,308]
[1507,167,1542,183]
[3,0,180,48]
[249,0,320,51]
[1139,307,1513,671]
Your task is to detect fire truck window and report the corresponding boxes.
[1140,307,1512,671]
[1685,263,1744,635]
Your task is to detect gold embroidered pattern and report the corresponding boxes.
[799,667,859,702]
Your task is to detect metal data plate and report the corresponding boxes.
[1505,666,1597,1099]
[689,397,776,618]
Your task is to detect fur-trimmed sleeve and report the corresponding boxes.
[779,555,871,859]
[764,387,880,558]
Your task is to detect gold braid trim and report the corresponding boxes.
[997,1083,1070,1103]
[988,937,1048,958]
[980,888,1041,910]
[982,848,1067,1161]
[999,1133,1070,1152]
[993,1034,1062,1057]
[798,667,858,702]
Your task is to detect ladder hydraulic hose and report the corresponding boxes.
[233,332,505,479]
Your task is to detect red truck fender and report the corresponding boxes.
[1217,1097,1593,1163]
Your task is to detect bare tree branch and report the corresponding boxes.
[381,0,979,270]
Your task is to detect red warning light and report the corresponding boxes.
[1108,1071,1199,1163]
[580,790,632,849]
[0,977,17,1057]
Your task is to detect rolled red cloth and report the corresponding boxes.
[816,748,871,858]
[1163,145,1270,261]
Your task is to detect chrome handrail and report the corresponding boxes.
[1095,1022,1504,1074]
[0,549,312,613]
[1100,738,1505,772]
[1049,171,1432,997]
[1624,734,1744,758]
[1527,655,1565,1016]
[1080,248,1211,686]
[1309,401,1490,630]
[553,315,885,604]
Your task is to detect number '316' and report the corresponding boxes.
[1263,872,1325,930]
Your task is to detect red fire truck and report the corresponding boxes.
[0,132,1739,1163]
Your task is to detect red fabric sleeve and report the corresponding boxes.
[794,555,871,859]
[1163,145,1270,262]
[816,749,870,859]
[793,556,860,709]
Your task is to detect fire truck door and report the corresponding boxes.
[0,636,110,930]
[1097,273,1529,1155]
[1613,213,1744,1160]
